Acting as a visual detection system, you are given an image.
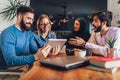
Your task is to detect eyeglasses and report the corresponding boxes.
[39,23,50,27]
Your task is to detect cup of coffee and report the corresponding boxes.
[74,49,86,57]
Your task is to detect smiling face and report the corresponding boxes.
[74,20,80,31]
[92,10,113,33]
[20,12,34,31]
[92,16,102,32]
[39,17,51,33]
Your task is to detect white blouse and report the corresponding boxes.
[85,27,120,58]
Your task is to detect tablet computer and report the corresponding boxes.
[47,39,67,50]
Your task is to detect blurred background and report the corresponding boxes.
[30,0,107,31]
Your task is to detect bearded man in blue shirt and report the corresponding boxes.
[0,6,51,71]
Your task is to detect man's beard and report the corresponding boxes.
[20,19,31,31]
[93,24,102,33]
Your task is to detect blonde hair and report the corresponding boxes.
[36,14,51,36]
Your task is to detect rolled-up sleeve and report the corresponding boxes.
[85,27,120,58]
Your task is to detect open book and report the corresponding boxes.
[90,57,120,68]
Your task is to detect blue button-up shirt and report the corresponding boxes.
[34,31,56,48]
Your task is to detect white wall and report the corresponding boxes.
[108,0,120,26]
[0,0,16,31]
[0,0,30,32]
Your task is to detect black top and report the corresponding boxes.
[66,17,90,49]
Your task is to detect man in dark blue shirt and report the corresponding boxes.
[0,6,51,70]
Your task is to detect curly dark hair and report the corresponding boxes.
[92,10,113,27]
[17,5,35,15]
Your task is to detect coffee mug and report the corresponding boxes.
[74,49,86,57]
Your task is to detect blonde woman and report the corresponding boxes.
[34,14,60,55]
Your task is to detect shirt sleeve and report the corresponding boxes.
[85,31,108,57]
[0,31,35,67]
[85,42,108,57]
[29,32,39,53]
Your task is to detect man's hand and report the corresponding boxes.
[68,36,86,46]
[41,45,52,58]
[34,45,52,60]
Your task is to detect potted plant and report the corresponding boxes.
[0,0,29,21]
[106,37,116,58]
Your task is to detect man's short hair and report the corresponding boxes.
[92,10,113,27]
[17,5,35,15]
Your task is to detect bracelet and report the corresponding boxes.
[81,41,86,47]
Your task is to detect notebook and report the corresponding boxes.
[40,56,89,70]
[87,64,117,73]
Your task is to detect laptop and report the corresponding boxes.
[40,56,89,70]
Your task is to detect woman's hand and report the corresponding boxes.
[50,44,61,55]
[68,36,86,46]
